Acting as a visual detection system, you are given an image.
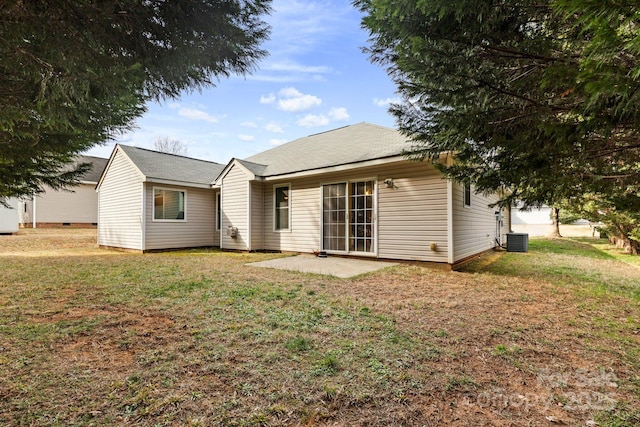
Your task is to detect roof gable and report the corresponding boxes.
[244,123,410,177]
[117,145,225,187]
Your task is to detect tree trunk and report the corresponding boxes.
[550,207,562,238]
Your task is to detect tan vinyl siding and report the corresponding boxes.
[250,181,264,250]
[263,177,321,252]
[452,184,506,262]
[97,150,143,249]
[377,163,448,262]
[220,164,250,250]
[144,183,215,250]
[25,183,98,224]
[262,160,448,262]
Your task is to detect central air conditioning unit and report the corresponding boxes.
[506,233,529,252]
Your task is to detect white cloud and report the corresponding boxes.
[265,123,284,133]
[178,107,221,123]
[241,121,258,128]
[270,138,288,146]
[260,94,276,104]
[328,107,350,122]
[277,87,322,112]
[298,114,329,127]
[278,87,303,98]
[238,134,255,142]
[373,97,401,108]
[266,60,332,74]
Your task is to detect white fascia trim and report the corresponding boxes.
[213,159,257,186]
[262,155,407,181]
[144,178,211,189]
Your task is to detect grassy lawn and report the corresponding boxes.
[1,230,639,426]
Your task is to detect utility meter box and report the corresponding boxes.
[227,226,238,238]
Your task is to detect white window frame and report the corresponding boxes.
[463,183,471,207]
[319,177,378,256]
[152,186,187,222]
[273,183,291,232]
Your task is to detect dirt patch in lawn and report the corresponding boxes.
[47,308,178,371]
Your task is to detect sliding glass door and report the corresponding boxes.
[322,180,375,254]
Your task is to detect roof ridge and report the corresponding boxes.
[306,123,354,138]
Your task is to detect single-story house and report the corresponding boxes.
[19,155,108,228]
[98,123,509,266]
[96,145,225,251]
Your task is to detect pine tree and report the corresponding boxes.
[356,0,640,252]
[0,0,271,200]
[355,0,640,205]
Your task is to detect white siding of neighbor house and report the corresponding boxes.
[97,150,144,250]
[260,160,449,262]
[511,204,552,225]
[452,184,508,262]
[144,183,216,250]
[21,183,99,225]
[220,164,250,250]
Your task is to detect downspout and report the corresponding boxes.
[32,194,37,228]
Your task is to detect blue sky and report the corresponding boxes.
[85,0,399,164]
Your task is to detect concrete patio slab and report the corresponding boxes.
[247,254,397,278]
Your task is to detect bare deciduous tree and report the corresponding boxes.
[154,137,188,156]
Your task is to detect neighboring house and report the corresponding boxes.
[0,198,19,234]
[511,202,553,226]
[98,123,509,267]
[511,202,594,237]
[96,145,225,251]
[19,156,108,228]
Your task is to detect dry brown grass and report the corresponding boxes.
[0,230,638,426]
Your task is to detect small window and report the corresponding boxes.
[274,185,290,231]
[154,188,186,221]
[216,193,221,230]
[463,183,471,207]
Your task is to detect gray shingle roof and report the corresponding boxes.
[76,155,109,183]
[119,145,224,185]
[244,123,410,177]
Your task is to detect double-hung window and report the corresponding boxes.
[153,188,186,221]
[274,185,290,231]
